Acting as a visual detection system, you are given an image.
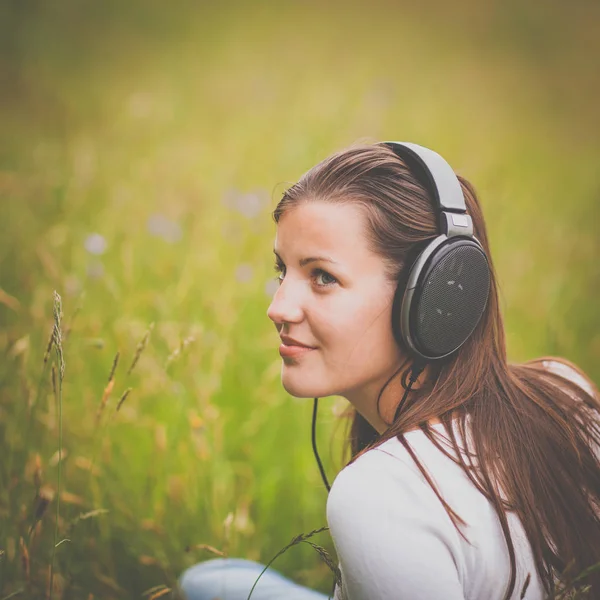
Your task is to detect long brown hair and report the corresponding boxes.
[272,142,600,599]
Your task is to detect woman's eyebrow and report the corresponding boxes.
[273,249,339,267]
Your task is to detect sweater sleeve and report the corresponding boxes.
[326,449,466,600]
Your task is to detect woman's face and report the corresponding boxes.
[266,201,404,413]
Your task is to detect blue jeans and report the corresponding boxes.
[177,558,331,600]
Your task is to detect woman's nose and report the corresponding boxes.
[266,280,304,324]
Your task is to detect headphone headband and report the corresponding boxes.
[381,141,473,237]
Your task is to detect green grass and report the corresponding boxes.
[1,0,599,597]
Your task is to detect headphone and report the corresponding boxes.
[312,141,491,493]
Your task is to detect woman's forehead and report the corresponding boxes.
[274,202,368,253]
[274,202,383,273]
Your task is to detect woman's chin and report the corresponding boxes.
[281,376,327,399]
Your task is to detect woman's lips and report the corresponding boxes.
[279,343,316,358]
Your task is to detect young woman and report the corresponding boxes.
[178,141,600,600]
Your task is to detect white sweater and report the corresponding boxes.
[326,361,596,600]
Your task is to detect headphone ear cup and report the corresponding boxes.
[391,239,431,352]
[404,237,490,361]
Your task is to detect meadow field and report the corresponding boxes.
[1,0,599,597]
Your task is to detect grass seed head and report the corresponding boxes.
[108,351,120,382]
[52,291,65,381]
[96,379,115,425]
[127,322,154,375]
[116,387,132,412]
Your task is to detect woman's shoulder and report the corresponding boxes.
[325,434,466,558]
[327,423,472,515]
[532,356,596,398]
[325,431,474,598]
[326,419,499,547]
[326,437,437,514]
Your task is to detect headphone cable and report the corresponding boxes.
[311,359,426,495]
[312,397,331,492]
[311,360,426,598]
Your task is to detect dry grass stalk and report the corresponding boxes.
[95,379,114,425]
[302,541,341,587]
[0,588,25,599]
[246,526,338,600]
[49,290,65,600]
[29,487,53,536]
[148,589,172,600]
[142,584,168,596]
[184,543,225,557]
[127,322,154,375]
[96,352,119,424]
[73,508,109,523]
[141,519,165,535]
[51,365,57,400]
[107,351,120,382]
[59,491,84,506]
[138,555,161,567]
[286,526,329,548]
[73,456,100,476]
[19,537,29,582]
[43,328,54,364]
[8,335,28,359]
[49,449,67,467]
[551,560,600,599]
[222,511,234,556]
[116,387,132,412]
[29,521,43,545]
[165,335,195,369]
[0,287,20,311]
[142,585,171,599]
[34,453,42,488]
[66,509,109,537]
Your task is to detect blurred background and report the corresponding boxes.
[1,0,599,597]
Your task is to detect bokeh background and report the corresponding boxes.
[1,0,599,597]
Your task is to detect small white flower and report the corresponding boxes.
[236,192,263,219]
[235,264,253,283]
[84,233,107,255]
[147,214,182,243]
[221,188,269,219]
[264,278,279,297]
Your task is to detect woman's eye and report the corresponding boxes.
[272,262,337,288]
[273,262,285,282]
[314,269,337,287]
